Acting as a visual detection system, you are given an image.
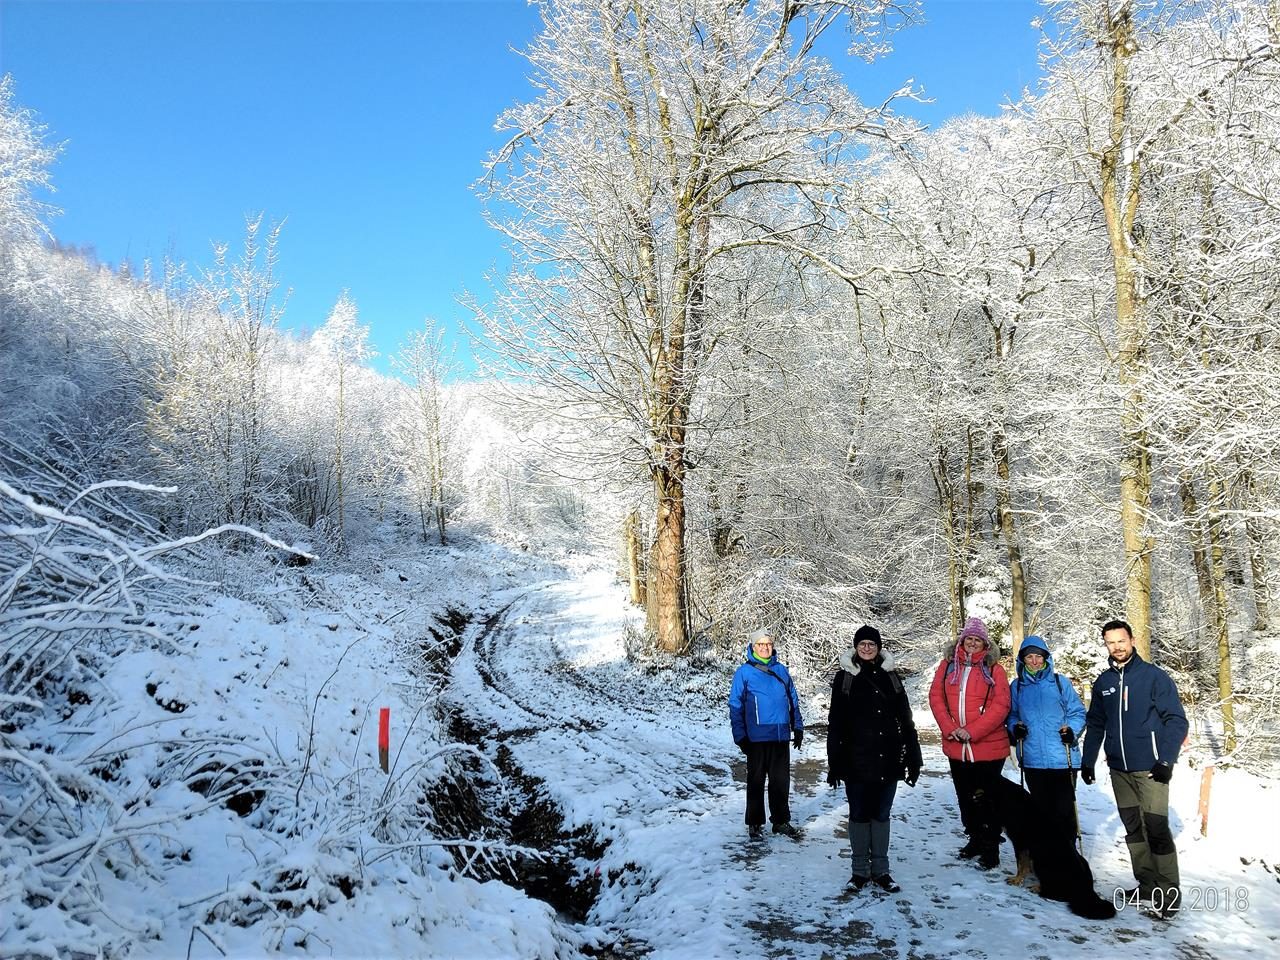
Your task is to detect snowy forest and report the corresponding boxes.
[2,0,1280,958]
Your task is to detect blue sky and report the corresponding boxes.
[0,0,1042,376]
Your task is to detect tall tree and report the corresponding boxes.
[1036,0,1279,659]
[313,291,372,551]
[476,0,917,652]
[393,324,458,546]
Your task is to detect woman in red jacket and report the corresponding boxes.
[929,616,1011,870]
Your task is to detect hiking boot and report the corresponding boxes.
[872,874,901,893]
[748,824,765,840]
[976,848,1000,871]
[1140,889,1180,921]
[957,839,981,860]
[847,873,870,891]
[1139,900,1179,921]
[772,822,802,839]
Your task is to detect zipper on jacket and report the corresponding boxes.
[1118,668,1128,770]
[957,665,974,762]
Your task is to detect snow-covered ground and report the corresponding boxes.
[444,562,1280,959]
[7,538,1277,958]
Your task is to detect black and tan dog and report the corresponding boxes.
[982,775,1117,920]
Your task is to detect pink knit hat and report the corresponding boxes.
[958,617,989,646]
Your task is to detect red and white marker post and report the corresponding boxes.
[378,707,390,774]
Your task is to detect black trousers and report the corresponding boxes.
[1024,767,1079,848]
[948,757,1005,848]
[745,740,791,826]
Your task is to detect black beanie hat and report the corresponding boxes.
[853,624,882,650]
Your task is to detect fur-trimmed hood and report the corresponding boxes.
[840,647,897,675]
[939,639,1000,669]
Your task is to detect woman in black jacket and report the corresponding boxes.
[827,624,922,892]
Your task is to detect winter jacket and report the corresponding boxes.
[1082,651,1188,773]
[929,643,1011,763]
[1006,637,1087,769]
[729,645,803,745]
[827,649,923,784]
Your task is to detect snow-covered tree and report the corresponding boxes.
[477,0,920,653]
[392,323,459,545]
[312,291,373,551]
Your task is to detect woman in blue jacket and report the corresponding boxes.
[1007,635,1087,849]
[729,628,804,839]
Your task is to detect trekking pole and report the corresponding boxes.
[1066,739,1083,853]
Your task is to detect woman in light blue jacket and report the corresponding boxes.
[1007,635,1087,849]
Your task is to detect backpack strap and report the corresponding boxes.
[751,661,798,728]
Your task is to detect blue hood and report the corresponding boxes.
[1016,635,1055,682]
[1009,634,1088,770]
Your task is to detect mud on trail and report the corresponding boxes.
[414,602,609,923]
[418,578,961,959]
[401,572,1256,960]
[426,588,690,956]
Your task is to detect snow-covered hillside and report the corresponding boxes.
[3,510,1278,958]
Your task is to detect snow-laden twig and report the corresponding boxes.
[1,471,322,959]
[138,523,314,563]
[364,836,549,868]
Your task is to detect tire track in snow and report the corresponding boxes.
[442,571,757,956]
[451,578,731,815]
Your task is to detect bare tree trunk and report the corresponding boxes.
[964,426,981,546]
[1204,471,1237,752]
[931,446,966,639]
[1238,464,1272,630]
[428,374,447,547]
[1178,475,1217,642]
[648,464,687,653]
[625,510,646,606]
[1100,4,1155,661]
[992,427,1027,654]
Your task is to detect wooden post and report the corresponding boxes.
[1198,765,1214,837]
[378,707,390,774]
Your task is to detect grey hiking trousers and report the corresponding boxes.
[1111,768,1180,901]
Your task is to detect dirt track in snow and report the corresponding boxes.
[435,569,1271,960]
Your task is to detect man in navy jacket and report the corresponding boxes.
[1081,619,1189,918]
[729,627,804,839]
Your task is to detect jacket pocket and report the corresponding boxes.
[1151,730,1159,762]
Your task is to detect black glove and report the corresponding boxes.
[1150,761,1173,784]
[827,770,841,788]
[792,729,804,750]
[1011,722,1028,742]
[1060,728,1077,746]
[1081,765,1095,786]
[736,739,750,757]
[904,763,921,787]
